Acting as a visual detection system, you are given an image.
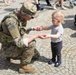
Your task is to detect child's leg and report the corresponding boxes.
[54,42,62,67]
[51,46,56,62]
[48,42,56,64]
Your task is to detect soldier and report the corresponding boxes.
[0,1,43,74]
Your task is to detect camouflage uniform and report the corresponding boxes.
[0,2,39,65]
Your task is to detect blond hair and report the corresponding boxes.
[52,11,65,22]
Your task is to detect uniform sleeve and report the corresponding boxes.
[14,37,28,47]
[5,17,28,47]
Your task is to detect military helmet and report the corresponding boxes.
[20,1,38,18]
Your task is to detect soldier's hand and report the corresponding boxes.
[33,26,43,31]
[37,34,47,39]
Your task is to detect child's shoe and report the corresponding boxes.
[48,59,56,64]
[54,61,61,67]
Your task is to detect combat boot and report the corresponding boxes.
[19,64,37,73]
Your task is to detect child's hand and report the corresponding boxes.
[33,26,43,31]
[40,34,51,38]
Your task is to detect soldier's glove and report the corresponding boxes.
[26,27,34,32]
[20,27,34,35]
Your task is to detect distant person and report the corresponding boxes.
[52,0,67,10]
[28,0,44,11]
[38,0,51,6]
[3,0,16,6]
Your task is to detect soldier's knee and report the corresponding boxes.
[29,40,36,48]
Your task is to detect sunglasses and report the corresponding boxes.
[20,11,34,19]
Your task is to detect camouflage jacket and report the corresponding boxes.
[0,12,29,48]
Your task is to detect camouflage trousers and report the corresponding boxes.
[3,41,40,64]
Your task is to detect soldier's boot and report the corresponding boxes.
[19,64,37,73]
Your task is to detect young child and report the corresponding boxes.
[33,11,64,67]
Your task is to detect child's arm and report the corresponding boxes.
[42,26,51,30]
[33,26,51,31]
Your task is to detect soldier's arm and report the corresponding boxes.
[22,33,43,47]
[27,34,41,43]
[5,18,42,48]
[4,18,29,47]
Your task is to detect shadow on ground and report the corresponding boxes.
[4,8,15,12]
[0,1,3,3]
[70,32,76,38]
[32,56,50,64]
[0,55,50,72]
[0,57,20,72]
[63,14,76,38]
[63,14,76,30]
